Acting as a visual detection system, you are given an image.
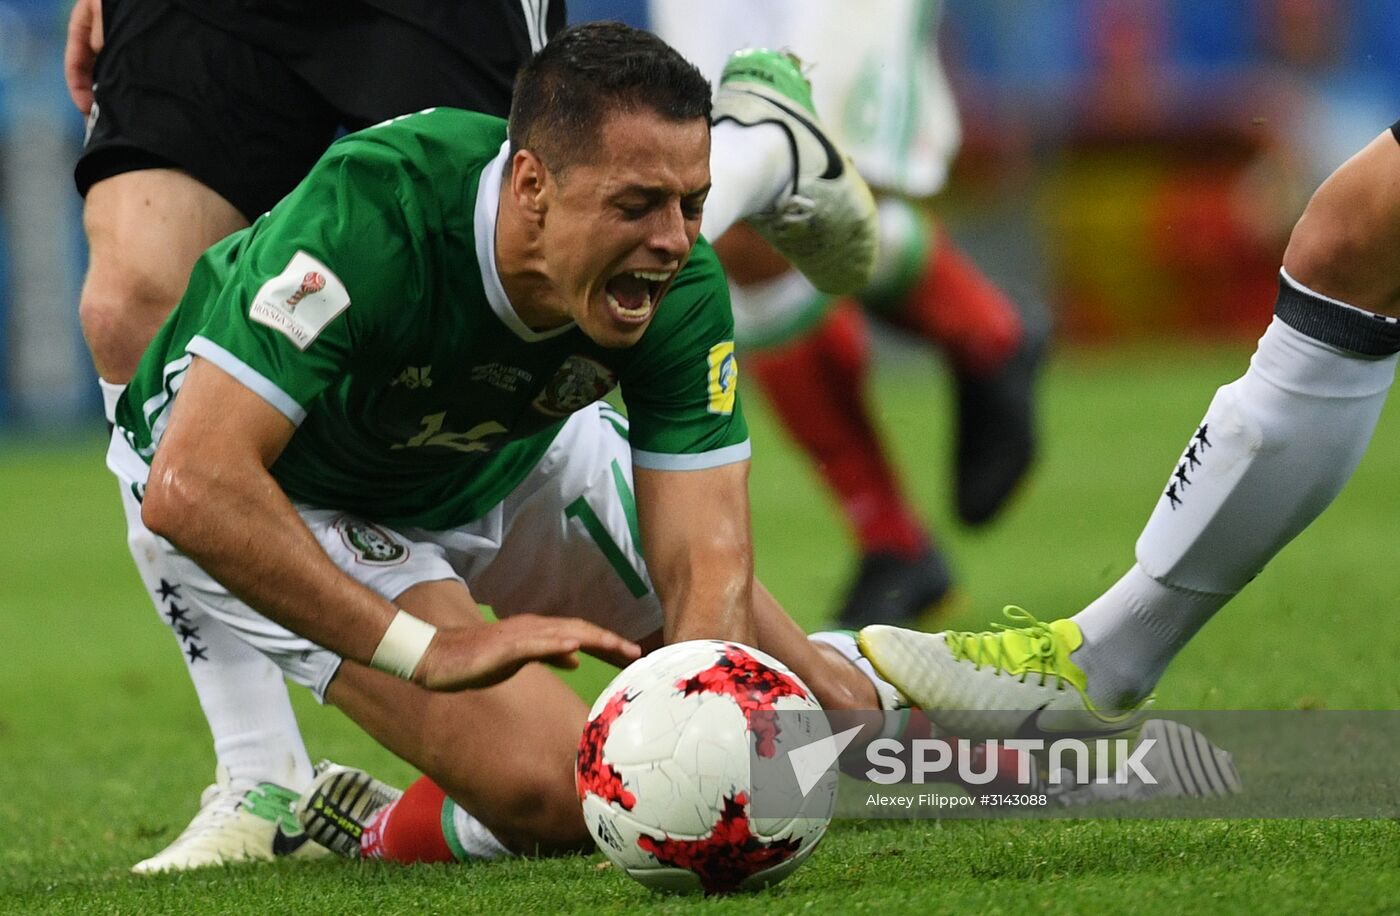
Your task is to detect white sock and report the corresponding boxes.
[810,630,904,710]
[701,119,791,241]
[1072,271,1400,707]
[99,377,124,424]
[1072,565,1233,708]
[447,800,512,860]
[116,476,314,792]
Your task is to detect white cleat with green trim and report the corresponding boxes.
[859,606,1153,740]
[712,48,879,296]
[131,765,328,874]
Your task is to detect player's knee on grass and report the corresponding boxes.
[434,766,590,855]
[410,710,589,855]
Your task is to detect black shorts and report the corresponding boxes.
[1391,120,1400,145]
[76,0,562,220]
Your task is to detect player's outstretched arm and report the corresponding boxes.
[633,460,758,645]
[64,0,102,116]
[415,614,640,692]
[142,357,640,690]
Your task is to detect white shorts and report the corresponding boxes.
[108,403,661,701]
[650,0,961,197]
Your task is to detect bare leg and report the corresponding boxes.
[750,581,879,710]
[1283,128,1400,314]
[324,580,591,854]
[80,170,245,382]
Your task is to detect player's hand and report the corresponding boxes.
[64,0,104,116]
[413,614,641,692]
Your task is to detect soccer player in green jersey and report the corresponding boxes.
[68,0,572,870]
[109,22,895,858]
[73,0,881,871]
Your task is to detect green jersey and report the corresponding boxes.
[116,108,748,530]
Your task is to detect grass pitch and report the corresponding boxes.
[2,343,1398,914]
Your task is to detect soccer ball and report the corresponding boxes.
[576,640,835,894]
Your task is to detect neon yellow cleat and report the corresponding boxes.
[858,606,1152,739]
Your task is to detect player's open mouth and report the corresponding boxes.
[604,268,673,324]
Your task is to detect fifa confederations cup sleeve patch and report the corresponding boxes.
[248,251,351,351]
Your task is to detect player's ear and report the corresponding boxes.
[510,149,551,221]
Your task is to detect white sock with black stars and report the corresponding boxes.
[1071,271,1400,708]
[108,381,314,794]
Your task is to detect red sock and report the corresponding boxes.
[360,776,457,863]
[886,230,1023,376]
[749,301,928,558]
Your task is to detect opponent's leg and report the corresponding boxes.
[863,202,1044,525]
[1281,125,1400,313]
[80,171,246,383]
[1070,126,1400,707]
[115,488,319,873]
[745,300,952,627]
[859,127,1400,733]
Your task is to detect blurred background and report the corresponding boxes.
[0,0,1398,430]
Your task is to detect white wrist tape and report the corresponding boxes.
[370,609,438,680]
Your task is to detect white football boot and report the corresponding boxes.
[131,765,328,874]
[712,48,879,295]
[295,761,403,858]
[859,606,1153,740]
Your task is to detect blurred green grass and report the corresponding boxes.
[2,342,1398,913]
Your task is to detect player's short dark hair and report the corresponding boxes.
[508,21,712,174]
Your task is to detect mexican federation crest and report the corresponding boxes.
[336,518,408,566]
[533,355,618,418]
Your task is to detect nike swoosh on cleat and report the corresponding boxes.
[728,89,844,181]
[272,823,311,857]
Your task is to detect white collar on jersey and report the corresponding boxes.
[475,140,577,342]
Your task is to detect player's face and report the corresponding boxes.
[542,109,710,348]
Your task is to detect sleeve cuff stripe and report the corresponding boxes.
[187,336,308,426]
[630,440,751,471]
